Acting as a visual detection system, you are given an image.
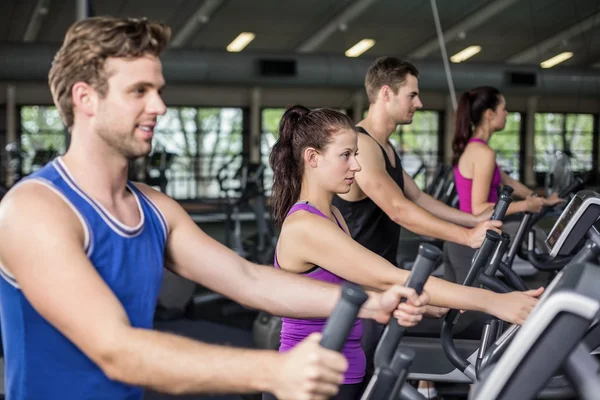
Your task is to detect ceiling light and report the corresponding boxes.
[227,32,255,53]
[345,39,375,58]
[540,52,573,68]
[450,45,481,63]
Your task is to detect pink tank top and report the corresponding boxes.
[454,138,502,214]
[274,201,365,384]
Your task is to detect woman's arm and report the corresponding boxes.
[500,170,534,199]
[469,145,498,216]
[500,170,564,208]
[278,212,540,324]
[470,148,541,216]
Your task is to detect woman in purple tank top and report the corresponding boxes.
[451,86,562,216]
[264,105,545,399]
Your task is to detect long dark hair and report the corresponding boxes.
[452,86,502,165]
[269,105,356,226]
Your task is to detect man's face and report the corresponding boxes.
[384,74,423,125]
[93,55,166,159]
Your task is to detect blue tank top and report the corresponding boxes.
[0,158,168,399]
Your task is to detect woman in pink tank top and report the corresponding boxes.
[451,86,562,216]
[264,105,545,399]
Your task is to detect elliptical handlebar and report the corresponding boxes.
[373,244,441,369]
[319,283,368,351]
[438,191,511,380]
[490,189,514,221]
[501,185,514,196]
[361,244,440,400]
[440,230,500,380]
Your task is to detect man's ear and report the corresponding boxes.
[380,85,393,103]
[71,82,98,118]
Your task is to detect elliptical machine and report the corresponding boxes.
[217,152,276,265]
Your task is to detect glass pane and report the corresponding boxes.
[153,107,243,199]
[566,114,593,172]
[261,108,286,194]
[535,113,592,173]
[20,106,67,175]
[534,113,565,172]
[397,111,440,189]
[489,112,521,179]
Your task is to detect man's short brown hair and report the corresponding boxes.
[364,57,419,104]
[49,16,171,129]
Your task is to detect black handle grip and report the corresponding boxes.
[464,230,501,286]
[388,348,416,400]
[373,244,441,368]
[484,232,511,276]
[491,192,514,221]
[559,177,584,198]
[320,283,368,351]
[501,185,514,196]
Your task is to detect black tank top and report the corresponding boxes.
[333,127,405,266]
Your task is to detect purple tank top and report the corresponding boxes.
[275,201,365,384]
[454,138,502,214]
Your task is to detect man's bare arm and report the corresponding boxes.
[0,183,288,395]
[402,171,480,227]
[353,136,500,248]
[137,183,387,321]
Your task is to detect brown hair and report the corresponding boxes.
[269,106,356,226]
[49,16,171,129]
[365,57,419,103]
[452,86,502,166]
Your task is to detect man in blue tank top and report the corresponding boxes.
[0,18,427,400]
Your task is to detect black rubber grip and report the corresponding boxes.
[491,192,514,221]
[320,283,368,351]
[501,185,514,196]
[484,233,511,276]
[373,244,441,368]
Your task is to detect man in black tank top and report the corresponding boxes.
[333,57,500,267]
[332,57,502,399]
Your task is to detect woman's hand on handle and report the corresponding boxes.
[525,196,545,213]
[542,192,566,207]
[487,287,545,325]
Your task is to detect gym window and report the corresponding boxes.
[534,113,594,174]
[153,107,244,199]
[261,108,285,195]
[489,112,522,179]
[19,105,67,176]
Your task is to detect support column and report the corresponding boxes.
[524,96,538,187]
[443,95,455,165]
[6,85,17,187]
[76,0,91,20]
[249,87,261,164]
[352,90,366,123]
